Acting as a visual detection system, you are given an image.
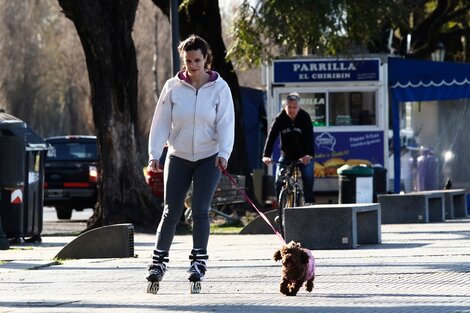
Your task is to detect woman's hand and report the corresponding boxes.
[215,157,228,170]
[148,159,161,172]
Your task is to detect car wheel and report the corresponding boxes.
[55,206,73,220]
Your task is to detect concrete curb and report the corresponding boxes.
[0,260,58,271]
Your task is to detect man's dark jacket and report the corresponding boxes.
[263,109,314,160]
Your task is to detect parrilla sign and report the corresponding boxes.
[273,59,380,83]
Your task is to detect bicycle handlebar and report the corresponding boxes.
[273,161,303,179]
[272,160,303,166]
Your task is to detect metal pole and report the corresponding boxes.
[170,0,180,75]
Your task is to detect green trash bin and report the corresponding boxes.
[338,164,374,204]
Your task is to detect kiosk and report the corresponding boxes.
[266,56,470,196]
[266,56,389,195]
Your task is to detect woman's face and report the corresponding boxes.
[183,49,207,78]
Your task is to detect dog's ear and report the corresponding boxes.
[299,249,310,264]
[288,241,300,249]
[273,249,282,261]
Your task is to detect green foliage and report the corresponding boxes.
[227,0,342,68]
[227,0,470,68]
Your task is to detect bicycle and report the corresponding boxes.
[275,161,305,238]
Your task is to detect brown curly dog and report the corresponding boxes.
[273,241,315,296]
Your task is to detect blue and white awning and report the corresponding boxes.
[388,57,470,193]
[388,57,470,102]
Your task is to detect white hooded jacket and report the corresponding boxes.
[148,71,235,163]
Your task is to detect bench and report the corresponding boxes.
[425,189,467,219]
[283,203,381,249]
[378,192,445,224]
[211,175,245,207]
[448,189,468,218]
[210,175,245,221]
[184,174,246,223]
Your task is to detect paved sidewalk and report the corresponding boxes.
[1,219,470,312]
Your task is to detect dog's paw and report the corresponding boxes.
[305,279,314,292]
[279,280,290,295]
[287,284,299,296]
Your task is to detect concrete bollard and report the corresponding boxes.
[239,210,279,234]
[55,223,134,259]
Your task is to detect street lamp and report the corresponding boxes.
[431,42,446,61]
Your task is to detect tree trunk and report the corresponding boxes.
[58,0,162,231]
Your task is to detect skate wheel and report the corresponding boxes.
[190,281,202,294]
[147,281,160,294]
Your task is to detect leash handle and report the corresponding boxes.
[221,168,286,244]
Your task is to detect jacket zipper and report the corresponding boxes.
[192,89,198,158]
[180,78,215,160]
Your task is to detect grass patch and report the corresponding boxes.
[210,224,243,234]
[42,231,83,237]
[9,247,33,251]
[52,258,67,265]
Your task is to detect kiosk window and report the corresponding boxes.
[328,91,376,126]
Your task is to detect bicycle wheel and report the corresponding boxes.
[295,186,305,207]
[278,188,294,237]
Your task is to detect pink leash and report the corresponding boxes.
[221,168,286,244]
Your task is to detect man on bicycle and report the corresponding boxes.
[262,92,315,204]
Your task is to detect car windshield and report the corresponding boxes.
[46,142,97,161]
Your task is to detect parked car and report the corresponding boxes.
[44,135,98,220]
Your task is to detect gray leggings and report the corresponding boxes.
[154,153,221,252]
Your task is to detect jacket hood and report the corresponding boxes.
[176,70,219,84]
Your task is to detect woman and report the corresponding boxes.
[146,35,235,290]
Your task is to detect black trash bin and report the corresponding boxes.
[338,164,374,204]
[372,165,387,202]
[0,112,48,242]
